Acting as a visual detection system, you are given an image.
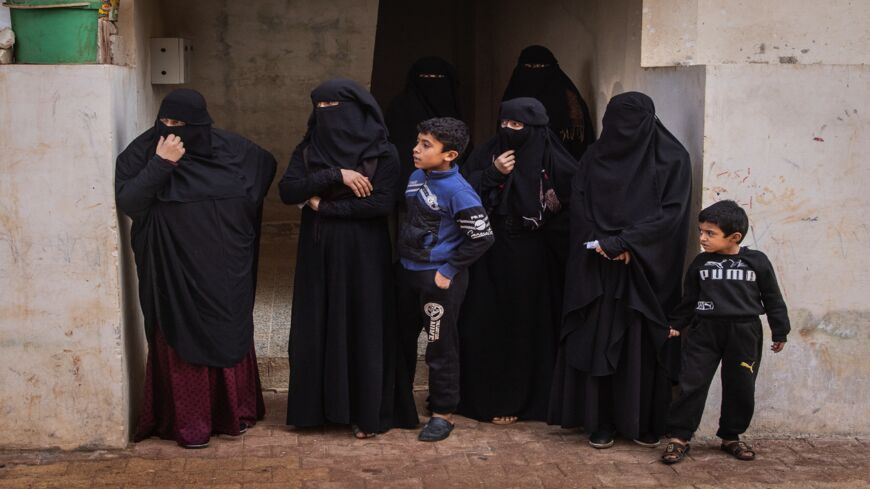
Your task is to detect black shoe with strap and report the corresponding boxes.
[418,417,454,442]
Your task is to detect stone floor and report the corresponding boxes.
[1,392,867,489]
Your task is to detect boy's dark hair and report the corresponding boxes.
[699,200,749,242]
[417,117,469,155]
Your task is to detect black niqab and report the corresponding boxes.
[305,79,393,171]
[502,45,595,160]
[146,89,247,203]
[584,92,663,231]
[385,57,463,198]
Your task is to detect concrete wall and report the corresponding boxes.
[701,63,869,435]
[0,0,162,449]
[642,0,870,67]
[638,0,870,435]
[156,0,381,226]
[0,66,135,449]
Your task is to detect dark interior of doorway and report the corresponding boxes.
[370,0,478,139]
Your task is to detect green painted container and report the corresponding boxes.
[5,0,103,64]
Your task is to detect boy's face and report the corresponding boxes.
[413,132,458,171]
[699,221,742,253]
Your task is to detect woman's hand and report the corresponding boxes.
[156,135,185,163]
[340,169,373,197]
[308,196,321,211]
[595,246,631,265]
[494,150,516,175]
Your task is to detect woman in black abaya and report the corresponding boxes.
[503,45,595,160]
[280,79,412,437]
[549,92,692,448]
[116,89,276,448]
[385,56,464,199]
[458,98,578,424]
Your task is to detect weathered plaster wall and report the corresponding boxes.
[642,0,870,67]
[637,0,870,435]
[153,0,381,388]
[113,0,164,438]
[155,0,380,226]
[698,63,870,436]
[0,66,133,449]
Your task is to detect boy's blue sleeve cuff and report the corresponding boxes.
[437,263,460,280]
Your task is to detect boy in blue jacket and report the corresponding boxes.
[396,117,494,441]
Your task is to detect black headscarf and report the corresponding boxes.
[583,92,665,232]
[145,89,247,203]
[502,45,595,160]
[385,57,463,199]
[465,98,578,229]
[563,91,692,371]
[304,79,393,172]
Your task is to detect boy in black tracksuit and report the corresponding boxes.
[397,117,494,442]
[662,200,790,464]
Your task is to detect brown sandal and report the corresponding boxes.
[661,441,690,464]
[721,440,755,460]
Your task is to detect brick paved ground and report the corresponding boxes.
[1,392,867,488]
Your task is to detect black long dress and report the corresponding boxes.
[549,92,692,440]
[502,45,595,160]
[458,98,578,422]
[280,79,408,434]
[385,56,464,200]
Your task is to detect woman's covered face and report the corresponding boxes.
[316,101,340,108]
[500,119,525,130]
[160,118,187,127]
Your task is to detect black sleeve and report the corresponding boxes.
[278,144,342,205]
[669,257,701,329]
[254,147,278,203]
[756,254,791,342]
[597,156,692,257]
[437,205,495,279]
[115,152,177,220]
[317,152,398,219]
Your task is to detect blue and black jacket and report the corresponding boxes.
[398,166,494,279]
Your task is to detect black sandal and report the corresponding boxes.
[661,440,690,464]
[721,440,755,460]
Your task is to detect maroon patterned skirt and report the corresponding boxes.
[135,326,265,446]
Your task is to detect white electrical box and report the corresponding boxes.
[150,38,192,84]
